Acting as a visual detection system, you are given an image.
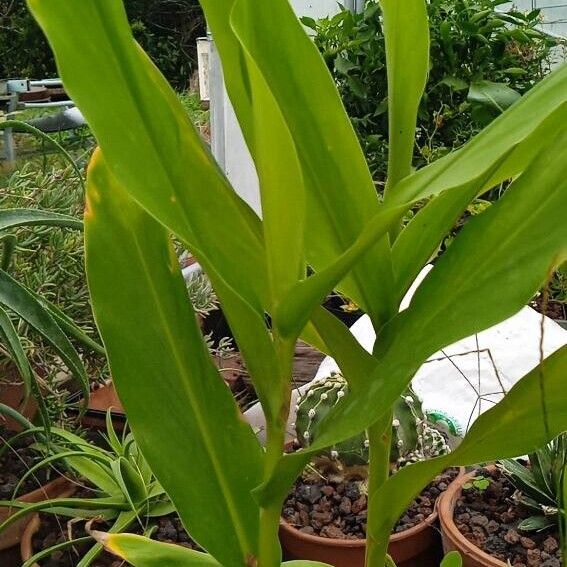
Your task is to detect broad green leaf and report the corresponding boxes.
[25,0,283,419]
[468,80,521,112]
[0,208,82,232]
[441,551,463,567]
[230,0,395,326]
[309,307,376,390]
[257,129,567,505]
[230,14,305,306]
[0,269,89,401]
[391,155,508,299]
[367,345,567,559]
[27,0,268,318]
[91,532,220,566]
[85,155,263,567]
[379,0,429,192]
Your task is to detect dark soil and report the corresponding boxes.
[32,503,199,566]
[0,426,56,498]
[282,468,459,540]
[454,466,562,566]
[531,296,566,320]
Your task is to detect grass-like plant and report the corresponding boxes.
[22,0,567,565]
[0,413,173,567]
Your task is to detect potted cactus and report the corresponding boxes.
[280,372,460,567]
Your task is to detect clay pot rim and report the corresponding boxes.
[280,466,466,549]
[438,464,506,567]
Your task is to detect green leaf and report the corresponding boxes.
[518,515,557,532]
[230,10,305,307]
[0,268,89,401]
[379,0,429,191]
[468,80,522,112]
[439,76,469,91]
[335,55,357,75]
[391,155,508,299]
[441,551,463,567]
[0,208,82,232]
[92,532,220,566]
[275,202,405,338]
[27,0,269,332]
[258,127,567,507]
[0,305,33,395]
[84,155,263,567]
[368,345,567,558]
[110,457,148,510]
[26,0,285,422]
[229,0,395,327]
[0,497,130,533]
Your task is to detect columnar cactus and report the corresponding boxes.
[295,372,450,469]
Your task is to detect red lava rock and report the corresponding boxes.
[351,495,367,514]
[454,467,563,566]
[321,525,347,539]
[284,468,459,539]
[544,536,559,554]
[520,537,536,550]
[504,529,520,544]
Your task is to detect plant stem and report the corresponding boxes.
[257,339,293,567]
[257,420,286,567]
[366,412,393,567]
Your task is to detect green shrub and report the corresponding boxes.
[0,0,204,89]
[306,0,562,187]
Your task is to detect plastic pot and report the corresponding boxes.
[438,467,505,567]
[0,477,72,551]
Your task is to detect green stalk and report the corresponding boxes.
[257,338,294,567]
[366,411,393,566]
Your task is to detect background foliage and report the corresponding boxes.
[306,0,563,187]
[0,0,204,89]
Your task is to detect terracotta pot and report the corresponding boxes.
[0,382,38,431]
[438,467,505,567]
[280,468,465,567]
[0,477,71,551]
[68,381,126,431]
[280,512,439,567]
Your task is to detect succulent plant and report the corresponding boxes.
[295,372,451,469]
[501,432,567,532]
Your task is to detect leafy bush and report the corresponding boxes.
[0,0,204,89]
[306,0,562,186]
